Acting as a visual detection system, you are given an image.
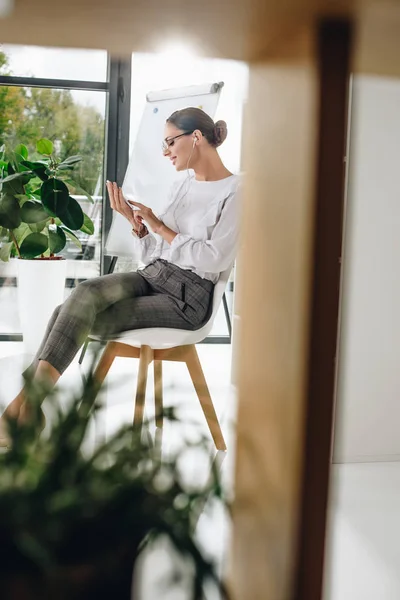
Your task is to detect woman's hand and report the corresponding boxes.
[106,181,145,234]
[128,200,164,234]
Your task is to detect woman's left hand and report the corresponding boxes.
[128,201,163,234]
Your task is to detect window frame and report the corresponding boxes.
[0,54,125,340]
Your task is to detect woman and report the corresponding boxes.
[0,107,241,445]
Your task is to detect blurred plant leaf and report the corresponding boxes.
[2,175,29,197]
[64,179,94,203]
[13,222,32,245]
[80,213,94,235]
[21,160,49,182]
[0,226,9,240]
[58,196,84,230]
[29,219,48,234]
[19,232,49,258]
[36,138,54,155]
[61,155,82,165]
[29,188,42,200]
[61,227,82,250]
[0,367,227,600]
[14,144,29,160]
[49,226,66,254]
[41,178,70,217]
[21,201,49,224]
[57,164,74,171]
[1,171,32,184]
[0,194,21,229]
[0,241,13,262]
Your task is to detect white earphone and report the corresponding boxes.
[192,136,197,147]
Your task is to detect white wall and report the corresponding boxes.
[334,75,400,462]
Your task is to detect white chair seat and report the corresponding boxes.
[92,319,214,350]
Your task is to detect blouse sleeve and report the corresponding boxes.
[131,229,157,265]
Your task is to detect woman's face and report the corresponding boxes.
[163,123,194,171]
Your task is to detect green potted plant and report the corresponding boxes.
[0,140,95,354]
[0,371,228,600]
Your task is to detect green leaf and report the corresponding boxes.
[0,241,14,262]
[59,155,82,166]
[58,196,84,230]
[29,219,48,234]
[36,139,54,155]
[0,194,21,229]
[61,227,82,250]
[21,160,49,182]
[1,171,32,184]
[80,213,95,235]
[13,222,31,245]
[20,201,50,224]
[41,178,70,217]
[29,188,42,200]
[57,164,74,171]
[49,226,66,254]
[14,144,29,160]
[19,233,49,258]
[7,162,15,175]
[0,226,9,240]
[65,179,94,203]
[2,178,26,197]
[15,160,32,173]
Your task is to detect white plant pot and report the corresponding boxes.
[17,258,67,356]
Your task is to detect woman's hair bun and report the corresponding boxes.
[213,120,228,147]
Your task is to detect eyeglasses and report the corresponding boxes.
[162,131,194,153]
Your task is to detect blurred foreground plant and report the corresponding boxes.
[0,370,228,600]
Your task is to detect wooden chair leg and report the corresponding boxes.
[154,360,163,429]
[185,345,227,451]
[93,342,118,387]
[133,345,153,429]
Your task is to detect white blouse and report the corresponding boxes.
[133,174,241,283]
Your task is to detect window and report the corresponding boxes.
[0,44,107,82]
[0,45,108,338]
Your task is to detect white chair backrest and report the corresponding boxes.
[208,263,234,323]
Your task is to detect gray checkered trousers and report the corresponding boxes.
[29,260,214,375]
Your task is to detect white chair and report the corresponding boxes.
[91,265,233,451]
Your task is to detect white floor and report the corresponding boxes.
[2,342,399,599]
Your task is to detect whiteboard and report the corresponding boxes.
[105,81,223,257]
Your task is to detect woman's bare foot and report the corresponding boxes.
[0,395,25,447]
[0,361,58,447]
[0,402,46,448]
[1,396,23,419]
[18,401,46,430]
[0,421,10,448]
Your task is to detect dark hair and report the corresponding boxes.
[166,107,228,148]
